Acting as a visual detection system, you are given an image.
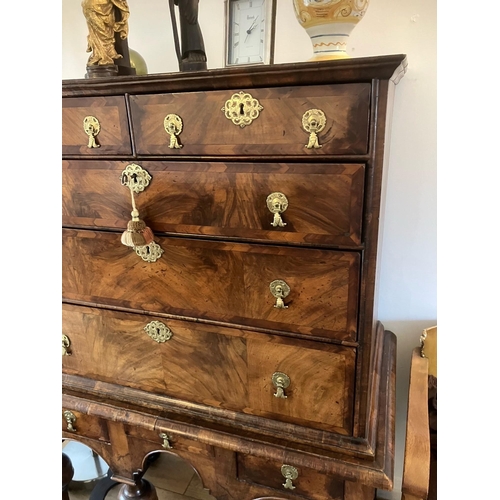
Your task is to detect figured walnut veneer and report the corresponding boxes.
[62,161,365,247]
[129,84,370,156]
[62,229,360,341]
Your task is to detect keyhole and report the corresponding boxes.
[131,173,138,185]
[239,103,245,115]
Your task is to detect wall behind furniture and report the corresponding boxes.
[62,1,437,498]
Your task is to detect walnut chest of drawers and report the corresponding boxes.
[62,54,407,500]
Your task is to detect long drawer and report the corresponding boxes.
[62,229,360,341]
[129,83,371,156]
[62,160,365,247]
[62,304,355,436]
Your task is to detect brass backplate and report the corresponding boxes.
[144,321,173,343]
[222,91,263,128]
[135,242,164,262]
[120,163,152,193]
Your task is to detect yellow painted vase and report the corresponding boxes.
[292,0,370,61]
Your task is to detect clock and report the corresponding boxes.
[225,0,276,67]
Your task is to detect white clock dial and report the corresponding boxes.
[227,0,267,66]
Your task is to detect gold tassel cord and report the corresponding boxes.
[121,186,154,247]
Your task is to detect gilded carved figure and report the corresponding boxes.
[82,0,130,66]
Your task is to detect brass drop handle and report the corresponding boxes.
[302,109,326,149]
[266,192,288,228]
[272,372,291,399]
[164,114,183,149]
[269,280,290,309]
[83,115,101,148]
[63,410,77,432]
[62,335,71,356]
[159,432,173,449]
[281,465,298,490]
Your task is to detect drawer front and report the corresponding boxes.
[62,96,132,155]
[62,304,355,435]
[129,84,370,156]
[61,408,110,442]
[62,230,360,341]
[62,160,365,247]
[123,422,215,459]
[237,454,344,500]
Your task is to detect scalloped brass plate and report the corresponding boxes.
[144,321,173,343]
[135,241,164,262]
[120,163,152,193]
[222,91,263,128]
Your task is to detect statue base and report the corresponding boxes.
[180,60,207,72]
[85,64,119,79]
[85,64,136,79]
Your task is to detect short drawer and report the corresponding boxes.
[62,96,132,155]
[62,160,365,247]
[61,408,110,443]
[62,230,360,341]
[129,83,370,156]
[237,454,344,500]
[62,304,355,437]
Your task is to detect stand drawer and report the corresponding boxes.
[237,454,344,500]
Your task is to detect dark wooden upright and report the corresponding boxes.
[62,55,406,500]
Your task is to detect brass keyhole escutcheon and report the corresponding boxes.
[266,192,288,228]
[272,372,291,399]
[83,116,101,148]
[63,410,77,432]
[269,279,290,309]
[62,335,71,356]
[135,241,164,263]
[222,91,263,128]
[302,109,326,149]
[144,321,173,343]
[120,164,152,193]
[164,114,183,149]
[159,432,173,449]
[281,464,298,490]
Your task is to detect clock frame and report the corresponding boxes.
[224,0,277,67]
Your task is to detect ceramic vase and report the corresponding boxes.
[292,0,370,61]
